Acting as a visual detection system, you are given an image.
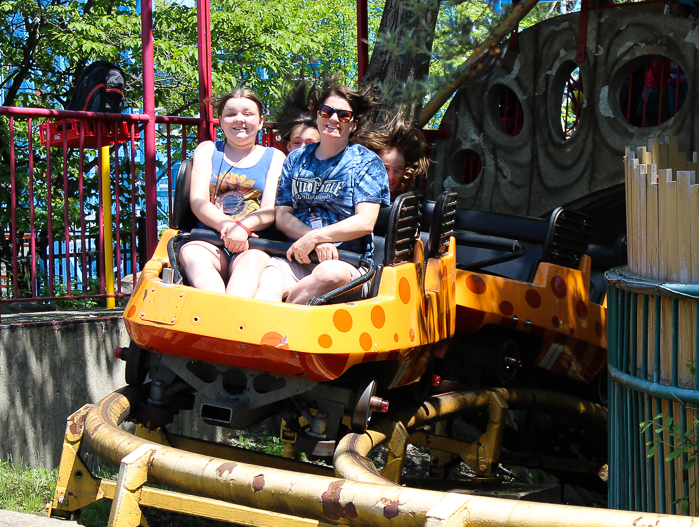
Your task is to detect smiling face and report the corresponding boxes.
[382,149,407,197]
[287,123,321,152]
[219,97,264,145]
[316,95,357,145]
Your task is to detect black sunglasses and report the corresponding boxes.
[318,104,354,123]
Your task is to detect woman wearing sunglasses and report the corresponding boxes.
[254,85,390,303]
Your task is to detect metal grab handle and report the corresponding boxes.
[187,228,364,268]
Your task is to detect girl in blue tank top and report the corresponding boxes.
[180,88,286,297]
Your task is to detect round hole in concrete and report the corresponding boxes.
[450,149,482,185]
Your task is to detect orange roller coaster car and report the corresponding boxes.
[118,160,457,454]
[436,207,610,403]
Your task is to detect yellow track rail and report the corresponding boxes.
[49,387,699,527]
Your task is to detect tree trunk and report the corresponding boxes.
[360,0,441,125]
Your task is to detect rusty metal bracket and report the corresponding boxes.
[49,405,116,519]
[418,392,508,479]
[108,444,159,527]
[380,421,409,483]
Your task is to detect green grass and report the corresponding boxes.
[0,457,57,516]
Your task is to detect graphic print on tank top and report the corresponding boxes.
[210,171,262,221]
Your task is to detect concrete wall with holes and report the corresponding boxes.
[429,9,699,223]
[0,313,223,468]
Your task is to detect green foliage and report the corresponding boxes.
[0,457,57,515]
[229,433,288,457]
[641,412,698,513]
[2,0,359,114]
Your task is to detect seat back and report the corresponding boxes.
[541,207,592,269]
[383,192,423,266]
[425,191,458,260]
[171,158,198,231]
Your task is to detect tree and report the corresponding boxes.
[0,0,361,300]
[359,0,547,127]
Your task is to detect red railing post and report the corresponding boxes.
[357,0,369,83]
[142,0,158,258]
[9,117,18,298]
[197,0,214,143]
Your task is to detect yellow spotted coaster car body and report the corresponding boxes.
[444,208,611,402]
[120,165,457,450]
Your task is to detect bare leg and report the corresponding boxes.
[286,260,355,304]
[226,249,271,297]
[179,241,228,293]
[254,266,291,302]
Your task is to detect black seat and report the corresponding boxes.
[425,191,458,261]
[369,192,423,298]
[172,158,197,231]
[382,192,423,266]
[526,207,593,282]
[541,207,592,269]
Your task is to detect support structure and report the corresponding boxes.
[48,386,699,527]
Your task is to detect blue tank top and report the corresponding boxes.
[208,141,274,221]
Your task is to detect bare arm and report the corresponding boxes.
[283,202,382,263]
[189,141,233,231]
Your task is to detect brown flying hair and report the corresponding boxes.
[354,113,430,189]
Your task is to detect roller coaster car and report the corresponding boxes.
[120,159,457,452]
[433,206,610,403]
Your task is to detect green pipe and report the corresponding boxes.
[654,296,661,384]
[626,389,633,509]
[681,407,689,515]
[609,366,699,405]
[631,293,638,376]
[609,354,616,508]
[632,392,641,509]
[656,397,666,514]
[695,305,699,390]
[606,268,699,300]
[646,394,656,513]
[672,298,679,388]
[669,402,676,514]
[617,383,625,508]
[638,391,647,511]
[621,291,631,373]
[642,295,649,381]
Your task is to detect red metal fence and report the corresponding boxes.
[0,106,201,312]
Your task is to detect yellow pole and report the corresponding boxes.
[101,145,116,309]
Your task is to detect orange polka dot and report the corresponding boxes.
[576,300,588,320]
[551,316,560,328]
[394,333,399,342]
[318,334,332,348]
[333,309,353,333]
[466,275,487,294]
[452,281,456,296]
[595,322,604,338]
[261,331,289,349]
[551,275,567,299]
[409,328,415,342]
[499,301,514,317]
[399,277,411,304]
[525,289,542,309]
[359,332,373,351]
[127,305,136,318]
[442,264,448,277]
[371,306,386,329]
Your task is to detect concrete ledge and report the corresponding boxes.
[1,308,223,469]
[0,510,78,526]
